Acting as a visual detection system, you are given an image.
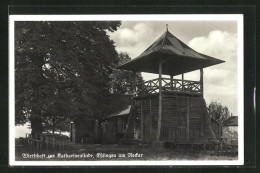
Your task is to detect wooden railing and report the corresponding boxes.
[134,78,201,97]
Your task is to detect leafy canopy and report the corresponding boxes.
[208,101,231,123]
[15,21,121,133]
[109,52,143,95]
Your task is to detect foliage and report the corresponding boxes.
[109,52,143,95]
[208,101,231,123]
[15,21,121,134]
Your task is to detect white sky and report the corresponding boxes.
[108,21,238,116]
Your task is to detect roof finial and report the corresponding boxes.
[166,24,168,31]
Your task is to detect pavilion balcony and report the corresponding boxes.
[134,78,202,97]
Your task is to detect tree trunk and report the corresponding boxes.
[30,118,43,136]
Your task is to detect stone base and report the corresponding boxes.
[151,141,165,150]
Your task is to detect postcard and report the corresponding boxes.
[9,14,244,166]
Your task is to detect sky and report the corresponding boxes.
[108,20,238,116]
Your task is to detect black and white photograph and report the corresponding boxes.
[9,15,244,166]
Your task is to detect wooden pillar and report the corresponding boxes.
[70,122,75,143]
[187,97,190,141]
[149,97,152,141]
[133,71,137,96]
[182,73,184,91]
[200,68,204,97]
[133,71,137,136]
[170,74,173,91]
[156,60,163,141]
[200,99,205,136]
[140,100,144,139]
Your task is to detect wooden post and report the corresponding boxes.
[170,74,173,91]
[182,73,184,91]
[149,97,152,141]
[187,97,190,141]
[70,122,75,143]
[141,100,144,139]
[200,68,204,97]
[70,122,73,142]
[200,99,205,136]
[200,69,205,137]
[156,60,163,141]
[133,71,137,136]
[133,71,137,96]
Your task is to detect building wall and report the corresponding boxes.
[101,115,129,144]
[136,93,208,142]
[222,126,238,145]
[101,119,117,144]
[73,118,100,144]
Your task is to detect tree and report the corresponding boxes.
[15,21,121,135]
[109,52,143,95]
[208,101,231,123]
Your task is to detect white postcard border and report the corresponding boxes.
[9,14,244,166]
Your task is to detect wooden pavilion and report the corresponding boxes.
[118,26,224,146]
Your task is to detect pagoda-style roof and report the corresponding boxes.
[117,29,224,75]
